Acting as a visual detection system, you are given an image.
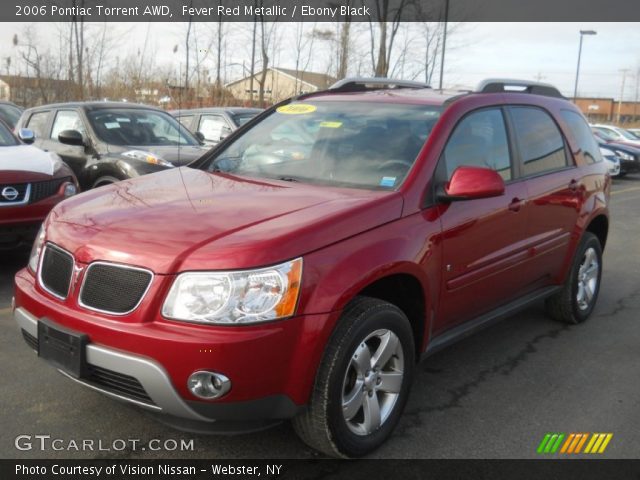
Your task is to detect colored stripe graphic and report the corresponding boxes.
[538,433,613,455]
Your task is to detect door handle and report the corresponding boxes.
[508,197,525,212]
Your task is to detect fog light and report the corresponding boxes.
[187,371,231,399]
[62,182,77,197]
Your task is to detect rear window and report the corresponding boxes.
[511,107,569,176]
[200,101,441,189]
[560,110,602,164]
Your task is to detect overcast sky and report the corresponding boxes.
[0,22,638,100]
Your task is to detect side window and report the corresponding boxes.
[511,107,568,177]
[51,110,85,140]
[443,108,512,181]
[560,110,602,164]
[25,111,51,138]
[176,115,194,129]
[199,115,228,142]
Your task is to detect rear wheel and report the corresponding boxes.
[292,297,414,457]
[545,232,602,324]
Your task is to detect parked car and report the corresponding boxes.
[592,129,640,175]
[599,146,621,177]
[172,107,263,146]
[0,101,24,129]
[591,124,640,147]
[14,78,609,457]
[15,102,208,190]
[628,128,640,139]
[0,124,77,250]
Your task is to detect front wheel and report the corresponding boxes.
[292,297,415,457]
[545,232,603,324]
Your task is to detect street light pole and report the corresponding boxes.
[573,29,597,101]
[438,0,449,90]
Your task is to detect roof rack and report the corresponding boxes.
[476,79,564,99]
[329,77,431,92]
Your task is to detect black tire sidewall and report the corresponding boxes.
[570,234,603,322]
[326,305,415,457]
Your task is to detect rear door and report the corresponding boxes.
[508,106,581,284]
[436,107,531,330]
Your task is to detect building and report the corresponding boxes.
[225,67,336,103]
[0,75,76,107]
[574,97,640,124]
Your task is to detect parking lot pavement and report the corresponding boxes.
[2,177,640,459]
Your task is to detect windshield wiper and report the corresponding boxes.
[276,176,300,182]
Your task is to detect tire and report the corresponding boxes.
[92,176,121,188]
[545,232,603,324]
[292,296,415,457]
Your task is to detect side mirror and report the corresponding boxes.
[438,166,505,201]
[194,131,205,143]
[58,129,85,147]
[17,128,35,144]
[220,126,232,141]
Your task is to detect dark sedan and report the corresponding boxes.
[593,129,640,175]
[172,107,263,146]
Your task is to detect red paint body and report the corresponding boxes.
[14,89,610,414]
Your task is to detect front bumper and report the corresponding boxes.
[14,269,339,427]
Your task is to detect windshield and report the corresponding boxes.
[87,108,199,146]
[0,104,23,129]
[0,120,18,146]
[200,101,441,189]
[593,128,617,141]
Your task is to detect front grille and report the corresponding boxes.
[85,365,155,404]
[0,182,30,205]
[39,244,74,299]
[80,263,152,314]
[22,329,38,351]
[30,177,70,203]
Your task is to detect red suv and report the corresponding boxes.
[13,78,609,457]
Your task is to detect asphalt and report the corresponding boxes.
[1,177,640,459]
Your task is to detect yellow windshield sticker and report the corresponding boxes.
[319,121,343,128]
[276,104,317,114]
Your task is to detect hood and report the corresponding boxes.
[106,144,209,166]
[0,145,59,176]
[48,168,403,273]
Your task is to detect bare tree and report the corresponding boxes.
[367,0,411,77]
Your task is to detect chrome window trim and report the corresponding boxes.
[0,183,31,207]
[78,261,154,316]
[37,242,74,300]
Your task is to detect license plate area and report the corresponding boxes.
[38,318,88,378]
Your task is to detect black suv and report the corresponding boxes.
[16,102,208,190]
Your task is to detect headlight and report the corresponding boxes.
[162,258,303,325]
[28,224,46,273]
[614,150,634,161]
[122,150,174,168]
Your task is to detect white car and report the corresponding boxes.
[599,146,621,177]
[591,124,640,147]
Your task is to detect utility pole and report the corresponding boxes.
[634,68,639,123]
[617,68,630,124]
[438,0,449,90]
